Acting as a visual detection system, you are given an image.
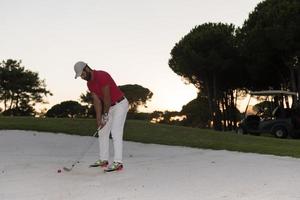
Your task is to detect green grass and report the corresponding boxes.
[1,116,300,158]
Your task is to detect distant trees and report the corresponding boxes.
[180,95,210,128]
[46,101,85,118]
[119,84,153,113]
[0,59,52,116]
[79,91,95,117]
[148,110,182,125]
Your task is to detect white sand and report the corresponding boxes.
[1,130,300,200]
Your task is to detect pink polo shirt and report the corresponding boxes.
[87,70,124,104]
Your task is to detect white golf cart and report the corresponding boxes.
[236,90,300,139]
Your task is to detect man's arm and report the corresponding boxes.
[91,92,103,128]
[102,85,111,115]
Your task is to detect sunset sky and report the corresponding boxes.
[0,0,263,112]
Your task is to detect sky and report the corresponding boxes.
[0,0,263,113]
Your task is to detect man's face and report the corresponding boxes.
[80,68,92,81]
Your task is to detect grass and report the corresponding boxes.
[1,116,300,158]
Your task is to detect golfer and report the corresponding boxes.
[74,61,129,172]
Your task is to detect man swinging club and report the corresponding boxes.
[74,61,129,172]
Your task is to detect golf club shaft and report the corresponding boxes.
[64,129,99,171]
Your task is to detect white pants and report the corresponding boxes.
[98,98,129,163]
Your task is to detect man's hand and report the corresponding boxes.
[102,113,109,124]
[97,113,109,130]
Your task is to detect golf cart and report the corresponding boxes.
[236,90,300,139]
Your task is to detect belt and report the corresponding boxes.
[111,96,125,106]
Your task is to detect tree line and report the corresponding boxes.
[169,0,300,130]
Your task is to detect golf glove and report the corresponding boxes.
[102,113,109,124]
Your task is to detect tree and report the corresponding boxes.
[119,84,153,113]
[180,94,210,128]
[149,111,164,122]
[159,111,182,125]
[2,99,35,116]
[238,0,300,95]
[169,23,241,130]
[46,101,85,118]
[0,59,52,116]
[79,91,95,117]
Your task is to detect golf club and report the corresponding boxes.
[63,128,99,172]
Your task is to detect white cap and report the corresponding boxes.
[74,61,87,79]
